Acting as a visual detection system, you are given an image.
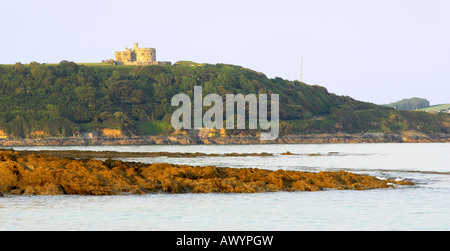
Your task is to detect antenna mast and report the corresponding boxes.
[300,52,303,82]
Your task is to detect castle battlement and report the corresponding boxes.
[114,43,170,66]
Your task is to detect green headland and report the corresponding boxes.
[0,61,449,143]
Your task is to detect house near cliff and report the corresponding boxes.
[114,43,171,66]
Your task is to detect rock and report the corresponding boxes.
[0,192,4,197]
[23,184,65,195]
[10,188,24,195]
[0,132,449,146]
[0,185,9,193]
[0,150,413,195]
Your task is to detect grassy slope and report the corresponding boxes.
[418,104,450,112]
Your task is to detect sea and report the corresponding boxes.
[0,143,449,231]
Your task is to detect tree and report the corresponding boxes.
[74,86,97,107]
[385,98,430,110]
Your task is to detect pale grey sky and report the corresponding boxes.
[1,0,449,105]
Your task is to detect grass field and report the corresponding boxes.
[1,62,121,67]
[0,61,177,70]
[418,104,450,112]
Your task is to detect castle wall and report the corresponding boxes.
[115,43,169,66]
[115,44,155,65]
[115,48,133,65]
[134,48,156,63]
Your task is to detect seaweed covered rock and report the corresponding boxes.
[0,150,413,195]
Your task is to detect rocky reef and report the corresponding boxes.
[0,150,413,195]
[12,149,273,159]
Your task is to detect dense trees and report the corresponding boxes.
[385,97,430,110]
[0,61,448,138]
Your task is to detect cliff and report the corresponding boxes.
[0,150,412,195]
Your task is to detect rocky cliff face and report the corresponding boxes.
[0,150,412,195]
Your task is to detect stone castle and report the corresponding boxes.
[114,43,170,65]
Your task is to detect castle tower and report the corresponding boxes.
[114,43,168,66]
[134,45,156,63]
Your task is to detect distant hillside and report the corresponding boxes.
[0,61,449,139]
[384,97,430,110]
[419,104,450,113]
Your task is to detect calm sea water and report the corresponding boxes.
[1,143,449,230]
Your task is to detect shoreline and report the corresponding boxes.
[1,132,449,146]
[0,150,413,196]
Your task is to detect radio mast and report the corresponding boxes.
[300,52,303,82]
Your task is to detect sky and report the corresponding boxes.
[1,0,449,105]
